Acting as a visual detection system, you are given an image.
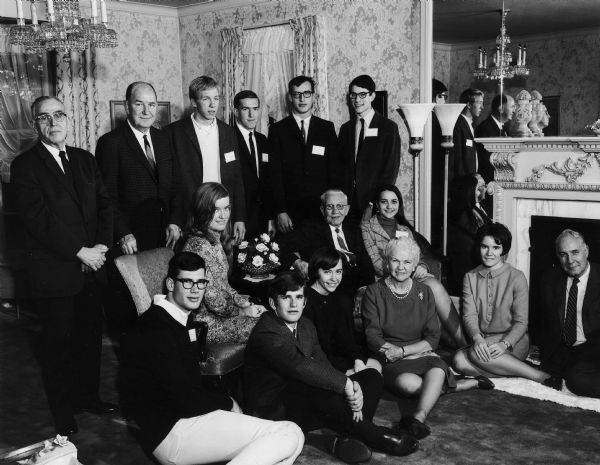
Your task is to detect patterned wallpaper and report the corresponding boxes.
[442,30,600,135]
[178,0,421,219]
[95,10,184,137]
[433,43,451,96]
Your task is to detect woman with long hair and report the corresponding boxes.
[182,182,266,344]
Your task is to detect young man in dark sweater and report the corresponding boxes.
[121,252,304,465]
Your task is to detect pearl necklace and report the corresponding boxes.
[385,277,412,300]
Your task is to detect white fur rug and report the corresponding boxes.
[493,377,600,413]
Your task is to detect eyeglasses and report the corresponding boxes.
[324,204,348,212]
[348,92,371,100]
[291,91,313,99]
[34,111,67,124]
[174,278,209,290]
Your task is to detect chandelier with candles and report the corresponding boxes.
[9,0,118,56]
[472,1,529,90]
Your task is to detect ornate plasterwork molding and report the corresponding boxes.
[496,181,600,191]
[526,152,600,183]
[491,152,517,182]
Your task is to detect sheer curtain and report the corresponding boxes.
[242,25,294,135]
[221,27,243,126]
[290,15,329,119]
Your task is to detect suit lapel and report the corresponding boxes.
[37,144,80,205]
[183,117,203,161]
[555,273,568,331]
[123,124,158,182]
[358,111,382,160]
[582,264,599,334]
[370,216,391,241]
[236,126,258,179]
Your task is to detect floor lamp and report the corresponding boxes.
[432,103,465,255]
[397,103,435,229]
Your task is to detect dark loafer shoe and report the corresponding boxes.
[543,376,563,391]
[476,375,495,390]
[77,400,119,415]
[405,417,431,439]
[330,436,372,463]
[380,433,419,456]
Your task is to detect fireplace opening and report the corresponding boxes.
[528,215,600,344]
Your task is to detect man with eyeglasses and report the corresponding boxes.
[121,252,304,465]
[339,75,401,222]
[11,96,116,436]
[268,75,339,233]
[165,76,246,243]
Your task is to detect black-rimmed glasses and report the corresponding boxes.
[34,111,68,124]
[291,91,314,99]
[348,92,371,100]
[174,278,209,290]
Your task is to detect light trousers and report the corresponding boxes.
[153,410,304,465]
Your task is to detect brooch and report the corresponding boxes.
[419,291,423,300]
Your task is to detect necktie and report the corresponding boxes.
[562,277,579,346]
[356,118,365,159]
[58,150,76,191]
[143,134,157,171]
[335,227,357,266]
[300,119,306,144]
[249,132,258,177]
[292,328,297,339]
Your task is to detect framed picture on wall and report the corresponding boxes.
[109,101,172,130]
[542,95,560,136]
[373,91,388,118]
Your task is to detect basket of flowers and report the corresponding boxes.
[585,118,600,136]
[237,233,281,279]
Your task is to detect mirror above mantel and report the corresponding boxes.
[432,0,600,136]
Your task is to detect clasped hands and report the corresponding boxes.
[77,244,108,272]
[344,378,364,422]
[472,335,507,362]
[379,342,404,363]
[239,303,268,318]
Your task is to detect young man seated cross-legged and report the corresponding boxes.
[121,252,304,465]
[244,270,419,463]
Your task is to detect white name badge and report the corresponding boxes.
[396,230,410,238]
[466,139,474,147]
[224,151,236,163]
[189,329,197,342]
[262,152,269,163]
[365,127,378,137]
[312,145,325,156]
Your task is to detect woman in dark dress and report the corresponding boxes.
[304,247,381,374]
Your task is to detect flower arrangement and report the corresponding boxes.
[585,118,600,136]
[237,233,281,278]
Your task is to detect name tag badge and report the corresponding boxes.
[189,329,197,342]
[396,230,409,238]
[262,152,269,163]
[312,145,325,156]
[365,128,378,137]
[224,151,236,163]
[466,139,474,147]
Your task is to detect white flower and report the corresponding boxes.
[252,256,264,267]
[260,233,270,243]
[239,241,249,249]
[256,243,268,253]
[271,242,279,251]
[237,253,247,263]
[269,253,279,263]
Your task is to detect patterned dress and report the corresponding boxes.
[183,234,258,344]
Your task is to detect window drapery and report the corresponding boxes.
[221,26,244,126]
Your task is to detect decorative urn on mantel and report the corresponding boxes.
[509,90,533,137]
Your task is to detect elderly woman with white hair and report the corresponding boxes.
[362,237,493,440]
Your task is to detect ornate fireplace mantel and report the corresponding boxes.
[476,136,600,279]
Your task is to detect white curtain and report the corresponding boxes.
[221,27,244,126]
[242,25,294,135]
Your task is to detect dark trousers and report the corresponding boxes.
[103,258,138,342]
[543,342,600,398]
[282,368,392,450]
[35,277,103,432]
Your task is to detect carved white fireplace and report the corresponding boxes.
[477,137,600,281]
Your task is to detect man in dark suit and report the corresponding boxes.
[244,271,418,462]
[165,76,246,242]
[233,90,273,239]
[338,75,401,221]
[539,229,600,397]
[268,75,339,233]
[450,88,484,183]
[11,96,116,436]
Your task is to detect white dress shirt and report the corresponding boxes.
[564,263,590,346]
[192,115,220,182]
[153,294,190,327]
[127,119,155,157]
[355,107,375,158]
[42,141,68,173]
[329,224,350,252]
[292,113,312,143]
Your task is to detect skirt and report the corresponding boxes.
[382,354,456,390]
[480,332,530,361]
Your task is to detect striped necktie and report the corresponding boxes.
[562,277,579,346]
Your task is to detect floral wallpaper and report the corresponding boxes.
[95,10,184,138]
[178,0,421,220]
[442,30,600,135]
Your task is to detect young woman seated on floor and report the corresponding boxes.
[304,246,382,374]
[453,223,551,383]
[360,184,466,349]
[362,237,494,440]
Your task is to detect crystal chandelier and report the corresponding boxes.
[472,1,529,92]
[9,0,118,57]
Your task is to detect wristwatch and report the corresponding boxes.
[501,340,513,351]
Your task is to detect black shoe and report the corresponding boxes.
[476,375,495,390]
[380,433,419,456]
[329,436,372,463]
[76,400,119,415]
[402,417,431,439]
[543,376,562,391]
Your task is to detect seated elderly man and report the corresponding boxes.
[120,252,304,465]
[539,229,600,397]
[244,271,418,463]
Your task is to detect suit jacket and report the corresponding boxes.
[96,123,182,251]
[165,117,245,222]
[268,115,339,222]
[474,115,508,183]
[451,115,478,182]
[244,311,347,420]
[280,218,375,292]
[11,142,113,298]
[539,263,600,373]
[338,111,401,213]
[235,125,270,238]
